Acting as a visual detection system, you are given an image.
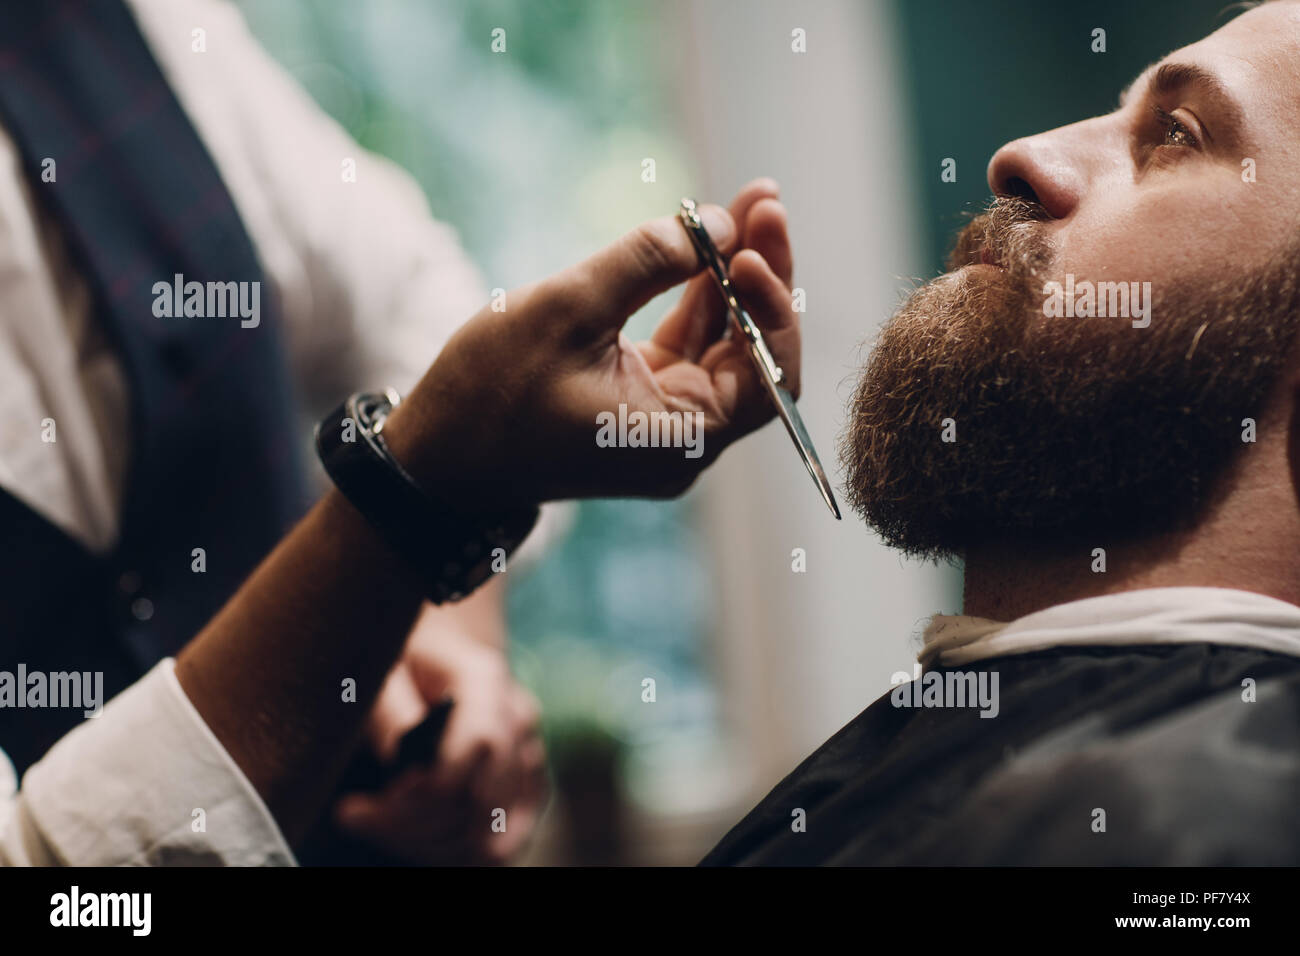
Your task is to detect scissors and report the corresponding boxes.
[678,198,841,519]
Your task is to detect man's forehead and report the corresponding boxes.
[1201,0,1300,54]
[1118,2,1300,116]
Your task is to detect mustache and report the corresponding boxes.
[947,196,1054,276]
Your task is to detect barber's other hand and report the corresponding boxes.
[384,178,796,510]
[332,605,546,864]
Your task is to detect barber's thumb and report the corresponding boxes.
[574,204,735,333]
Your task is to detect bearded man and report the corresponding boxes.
[703,0,1300,865]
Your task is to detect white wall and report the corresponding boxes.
[677,0,963,794]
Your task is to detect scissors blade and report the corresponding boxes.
[678,197,841,519]
[767,378,842,519]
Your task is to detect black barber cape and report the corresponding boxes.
[701,643,1300,865]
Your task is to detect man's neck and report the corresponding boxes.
[961,459,1300,622]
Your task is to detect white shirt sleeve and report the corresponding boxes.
[126,0,491,414]
[0,660,294,866]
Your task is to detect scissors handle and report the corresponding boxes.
[678,198,784,383]
[677,197,842,520]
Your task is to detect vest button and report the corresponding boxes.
[130,597,154,622]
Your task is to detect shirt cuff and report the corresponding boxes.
[18,658,296,866]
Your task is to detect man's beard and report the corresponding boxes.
[841,198,1300,561]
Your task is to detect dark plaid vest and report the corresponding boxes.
[0,0,309,776]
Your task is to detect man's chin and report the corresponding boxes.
[841,245,1300,561]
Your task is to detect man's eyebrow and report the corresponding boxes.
[1118,60,1246,141]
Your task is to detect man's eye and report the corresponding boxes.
[1152,105,1199,149]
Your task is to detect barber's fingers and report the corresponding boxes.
[545,205,735,339]
[742,197,794,290]
[713,248,802,418]
[333,789,403,840]
[655,179,780,358]
[364,664,427,763]
[333,776,471,857]
[732,249,798,338]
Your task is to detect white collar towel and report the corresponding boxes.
[919,586,1300,668]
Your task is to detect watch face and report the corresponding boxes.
[319,393,540,606]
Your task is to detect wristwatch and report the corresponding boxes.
[314,389,538,604]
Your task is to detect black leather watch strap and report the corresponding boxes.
[314,391,538,603]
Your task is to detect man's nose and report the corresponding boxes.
[986,119,1104,220]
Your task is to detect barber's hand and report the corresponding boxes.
[332,604,546,864]
[385,178,796,510]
